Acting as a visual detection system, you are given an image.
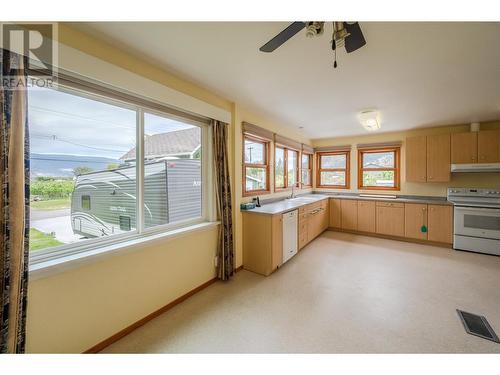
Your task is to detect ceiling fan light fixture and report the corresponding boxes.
[358,110,381,131]
[305,22,324,38]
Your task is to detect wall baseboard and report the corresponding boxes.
[84,265,244,354]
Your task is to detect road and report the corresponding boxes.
[31,208,82,244]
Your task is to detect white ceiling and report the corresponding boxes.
[72,22,500,139]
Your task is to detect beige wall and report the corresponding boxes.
[312,121,500,197]
[28,227,218,353]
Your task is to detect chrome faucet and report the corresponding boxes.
[288,185,296,199]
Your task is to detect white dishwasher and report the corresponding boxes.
[282,210,298,264]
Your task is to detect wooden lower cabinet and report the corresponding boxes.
[242,212,283,276]
[405,203,428,240]
[341,199,358,230]
[329,198,341,228]
[357,200,376,233]
[376,202,405,237]
[428,205,453,244]
[242,199,330,276]
[307,200,329,243]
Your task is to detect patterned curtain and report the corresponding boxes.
[212,120,234,280]
[0,49,30,353]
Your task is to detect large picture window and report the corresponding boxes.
[275,146,299,190]
[316,151,350,188]
[28,81,206,260]
[358,147,401,190]
[243,135,270,196]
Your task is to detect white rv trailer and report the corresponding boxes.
[71,159,201,238]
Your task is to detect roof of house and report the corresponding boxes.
[120,127,201,161]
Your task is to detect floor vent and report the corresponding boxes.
[457,309,500,343]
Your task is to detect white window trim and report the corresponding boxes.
[29,77,215,273]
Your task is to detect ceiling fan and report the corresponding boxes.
[259,22,366,68]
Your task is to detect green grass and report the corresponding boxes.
[29,228,63,252]
[31,198,70,210]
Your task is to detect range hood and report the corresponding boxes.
[451,163,500,173]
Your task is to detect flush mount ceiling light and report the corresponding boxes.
[358,110,381,131]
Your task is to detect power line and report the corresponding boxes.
[30,134,130,153]
[29,105,136,131]
[30,156,122,164]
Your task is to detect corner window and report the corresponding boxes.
[243,135,269,196]
[274,146,299,190]
[301,153,312,187]
[358,147,400,190]
[316,151,350,188]
[28,81,207,260]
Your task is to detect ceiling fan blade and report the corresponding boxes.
[259,22,306,52]
[344,22,366,53]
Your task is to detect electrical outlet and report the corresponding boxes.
[214,255,219,267]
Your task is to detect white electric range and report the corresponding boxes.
[447,188,500,256]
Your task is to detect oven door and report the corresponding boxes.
[454,206,500,240]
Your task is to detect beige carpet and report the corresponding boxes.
[102,231,500,353]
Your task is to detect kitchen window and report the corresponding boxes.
[301,153,312,187]
[28,73,209,265]
[243,135,270,196]
[358,147,401,190]
[275,146,299,190]
[316,151,350,188]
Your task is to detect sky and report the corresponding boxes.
[28,86,195,160]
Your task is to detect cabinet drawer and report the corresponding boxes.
[376,201,404,208]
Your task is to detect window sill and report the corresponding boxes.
[29,221,220,281]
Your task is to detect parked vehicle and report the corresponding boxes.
[71,159,201,238]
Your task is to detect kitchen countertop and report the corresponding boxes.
[241,193,451,215]
[242,194,330,215]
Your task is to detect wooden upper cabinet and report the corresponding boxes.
[478,130,500,163]
[329,198,342,228]
[451,132,477,164]
[357,200,376,233]
[404,203,428,240]
[341,199,358,231]
[427,134,451,182]
[406,136,427,182]
[427,205,453,244]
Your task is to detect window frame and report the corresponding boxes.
[300,152,313,188]
[357,147,401,191]
[274,144,300,191]
[242,134,271,197]
[316,151,351,189]
[29,77,211,267]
